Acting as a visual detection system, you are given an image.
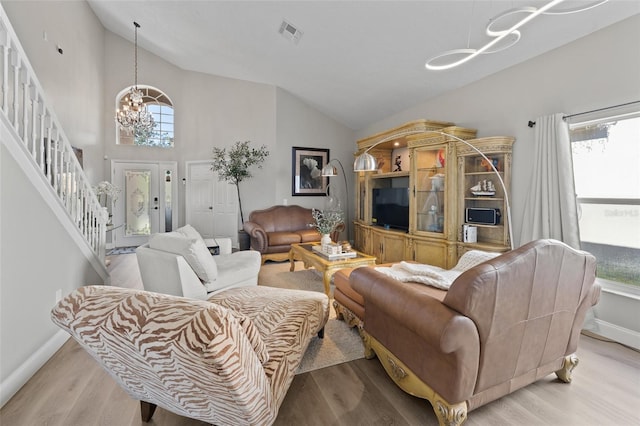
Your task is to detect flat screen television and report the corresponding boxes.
[372,187,410,231]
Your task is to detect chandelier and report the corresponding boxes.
[116,21,154,134]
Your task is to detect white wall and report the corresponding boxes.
[356,14,640,249]
[2,0,105,183]
[102,31,353,232]
[3,1,354,239]
[1,142,104,405]
[1,0,108,406]
[275,88,355,240]
[103,30,280,228]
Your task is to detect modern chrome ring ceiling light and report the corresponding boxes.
[425,0,609,71]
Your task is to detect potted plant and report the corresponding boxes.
[211,141,269,249]
[312,208,344,248]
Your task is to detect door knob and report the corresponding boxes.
[209,206,213,210]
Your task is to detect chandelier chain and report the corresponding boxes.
[115,21,154,135]
[134,21,139,87]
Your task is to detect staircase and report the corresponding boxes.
[0,5,108,279]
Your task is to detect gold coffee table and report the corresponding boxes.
[289,243,377,296]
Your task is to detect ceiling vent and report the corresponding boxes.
[279,20,303,44]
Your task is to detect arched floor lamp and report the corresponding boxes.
[353,130,513,250]
[321,158,350,242]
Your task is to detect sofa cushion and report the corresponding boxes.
[296,228,321,243]
[176,224,204,242]
[335,269,364,305]
[149,232,218,283]
[204,250,261,293]
[268,231,301,247]
[207,285,330,408]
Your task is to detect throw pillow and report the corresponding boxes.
[176,224,204,242]
[148,232,218,283]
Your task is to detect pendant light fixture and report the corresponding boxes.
[425,0,610,71]
[116,21,154,134]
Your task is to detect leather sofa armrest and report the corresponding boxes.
[350,267,480,403]
[351,267,478,352]
[243,221,268,252]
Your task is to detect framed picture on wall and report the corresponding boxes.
[292,147,329,196]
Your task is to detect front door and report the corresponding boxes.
[111,161,177,247]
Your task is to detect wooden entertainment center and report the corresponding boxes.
[353,119,515,268]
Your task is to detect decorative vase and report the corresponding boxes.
[321,233,332,249]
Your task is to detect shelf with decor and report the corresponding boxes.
[354,120,491,268]
[456,136,515,256]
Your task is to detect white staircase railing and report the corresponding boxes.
[0,5,107,260]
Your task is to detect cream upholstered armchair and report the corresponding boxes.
[136,225,261,299]
[51,285,329,425]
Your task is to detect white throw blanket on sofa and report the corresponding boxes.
[375,250,501,290]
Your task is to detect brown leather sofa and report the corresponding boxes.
[243,205,344,263]
[349,239,601,426]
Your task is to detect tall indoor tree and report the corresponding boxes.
[211,140,270,227]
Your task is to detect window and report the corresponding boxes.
[117,86,174,148]
[570,112,640,287]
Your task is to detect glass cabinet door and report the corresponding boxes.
[414,147,446,234]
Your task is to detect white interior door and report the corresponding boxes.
[111,161,178,247]
[186,162,239,247]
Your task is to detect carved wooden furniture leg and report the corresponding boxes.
[555,354,579,383]
[289,249,296,271]
[322,270,332,297]
[363,331,468,426]
[433,397,468,426]
[361,332,376,359]
[140,401,157,422]
[332,300,364,330]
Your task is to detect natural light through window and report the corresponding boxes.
[117,86,174,148]
[570,114,640,287]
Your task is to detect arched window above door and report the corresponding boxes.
[116,86,174,148]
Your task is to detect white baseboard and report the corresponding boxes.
[0,330,70,408]
[593,318,640,351]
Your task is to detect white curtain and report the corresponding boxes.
[519,113,581,249]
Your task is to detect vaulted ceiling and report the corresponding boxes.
[87,1,640,130]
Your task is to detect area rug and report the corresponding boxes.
[107,246,138,255]
[258,261,364,374]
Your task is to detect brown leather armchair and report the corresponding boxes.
[243,205,344,263]
[351,239,600,426]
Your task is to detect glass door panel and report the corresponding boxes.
[112,162,159,248]
[124,169,152,237]
[414,147,446,234]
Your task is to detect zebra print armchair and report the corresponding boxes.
[51,284,329,425]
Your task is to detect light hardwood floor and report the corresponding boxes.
[1,254,639,425]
